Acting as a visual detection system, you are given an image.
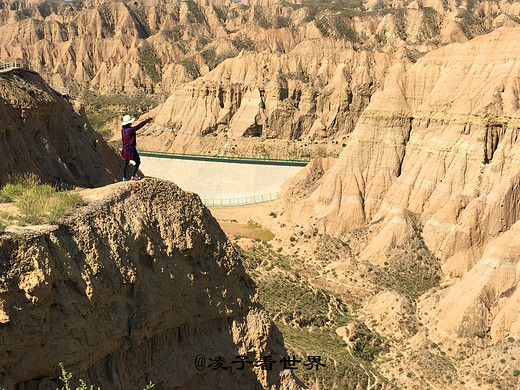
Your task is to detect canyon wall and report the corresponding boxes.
[0,69,120,187]
[284,27,520,341]
[3,0,520,151]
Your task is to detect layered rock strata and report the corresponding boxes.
[284,27,520,340]
[139,50,389,153]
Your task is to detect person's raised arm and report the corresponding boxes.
[132,117,153,131]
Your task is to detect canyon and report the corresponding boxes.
[2,0,520,389]
[3,0,520,157]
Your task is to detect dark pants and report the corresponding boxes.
[122,154,141,178]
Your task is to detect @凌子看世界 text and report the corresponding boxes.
[194,354,325,371]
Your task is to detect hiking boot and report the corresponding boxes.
[131,176,141,181]
[123,177,129,181]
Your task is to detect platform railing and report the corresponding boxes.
[0,59,25,73]
[200,191,280,207]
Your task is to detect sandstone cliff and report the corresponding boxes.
[3,0,519,155]
[133,0,520,155]
[283,27,520,342]
[0,179,301,389]
[138,49,389,155]
[0,0,511,94]
[0,68,120,187]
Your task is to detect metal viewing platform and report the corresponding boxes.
[0,59,70,96]
[0,59,26,73]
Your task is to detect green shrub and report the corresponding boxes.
[200,47,235,69]
[185,0,205,23]
[48,192,84,222]
[274,16,290,28]
[161,26,183,42]
[0,173,41,202]
[247,219,261,228]
[17,184,55,224]
[57,363,154,390]
[231,37,255,51]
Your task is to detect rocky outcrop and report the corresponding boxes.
[1,0,517,133]
[133,0,520,154]
[284,27,520,341]
[138,50,389,154]
[0,179,301,389]
[0,69,120,187]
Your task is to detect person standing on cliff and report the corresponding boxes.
[121,115,153,181]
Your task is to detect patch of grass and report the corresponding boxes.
[16,184,56,224]
[243,248,355,329]
[47,192,84,222]
[231,37,255,51]
[17,186,83,224]
[0,175,84,225]
[0,183,30,203]
[0,211,16,222]
[380,233,441,299]
[314,15,359,42]
[161,26,183,42]
[285,71,310,83]
[185,0,205,24]
[137,41,162,83]
[277,324,369,388]
[274,15,291,28]
[212,5,227,21]
[456,9,483,39]
[220,221,274,241]
[0,173,41,202]
[176,58,200,79]
[240,244,390,389]
[247,219,261,228]
[257,17,272,29]
[302,0,364,20]
[200,47,236,70]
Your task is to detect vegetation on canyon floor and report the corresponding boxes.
[241,242,391,389]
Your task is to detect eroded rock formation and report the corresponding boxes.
[0,68,120,187]
[0,179,301,390]
[3,0,520,154]
[283,27,520,341]
[138,50,389,154]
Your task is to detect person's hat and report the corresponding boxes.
[122,115,135,126]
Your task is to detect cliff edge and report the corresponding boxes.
[0,178,301,390]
